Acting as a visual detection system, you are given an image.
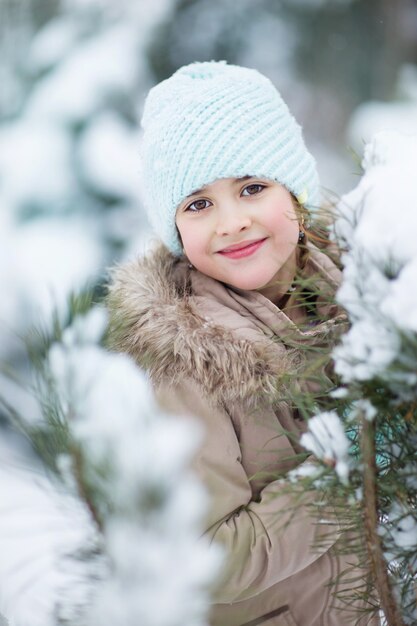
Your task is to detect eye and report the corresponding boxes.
[184,198,212,212]
[241,183,266,196]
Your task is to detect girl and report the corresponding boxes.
[107,61,379,626]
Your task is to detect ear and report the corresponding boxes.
[291,194,310,230]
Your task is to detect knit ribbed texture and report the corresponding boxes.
[141,61,320,256]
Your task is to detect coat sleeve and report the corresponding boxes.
[157,379,340,605]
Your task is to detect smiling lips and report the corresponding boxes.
[217,238,267,260]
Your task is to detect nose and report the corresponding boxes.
[215,206,252,237]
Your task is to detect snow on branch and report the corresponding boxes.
[300,411,350,484]
[332,131,417,397]
[0,307,221,626]
[298,131,417,626]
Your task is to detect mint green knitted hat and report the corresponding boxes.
[141,60,320,256]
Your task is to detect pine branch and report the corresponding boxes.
[361,411,405,626]
[70,442,104,534]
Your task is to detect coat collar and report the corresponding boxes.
[107,243,346,404]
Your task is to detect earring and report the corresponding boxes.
[298,230,305,243]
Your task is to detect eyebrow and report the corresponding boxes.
[186,176,253,199]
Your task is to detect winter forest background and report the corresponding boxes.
[1,1,417,625]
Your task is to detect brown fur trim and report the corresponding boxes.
[106,245,293,403]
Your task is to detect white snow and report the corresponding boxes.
[77,112,141,200]
[28,17,81,72]
[381,257,417,332]
[333,131,417,388]
[87,511,217,626]
[62,306,108,346]
[380,502,417,556]
[48,309,222,625]
[0,213,20,344]
[0,0,178,361]
[0,120,76,214]
[300,411,351,484]
[348,64,417,153]
[0,464,102,626]
[349,101,417,153]
[0,308,221,626]
[288,460,324,483]
[391,513,417,550]
[351,399,377,422]
[27,25,139,125]
[0,214,103,365]
[11,217,103,324]
[48,310,205,511]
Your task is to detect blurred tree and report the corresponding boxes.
[0,0,174,420]
[0,0,60,117]
[147,0,260,79]
[147,0,417,151]
[285,0,417,138]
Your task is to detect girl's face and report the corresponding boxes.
[175,177,300,296]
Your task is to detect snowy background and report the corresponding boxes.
[1,1,417,624]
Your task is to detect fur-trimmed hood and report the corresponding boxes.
[106,243,346,404]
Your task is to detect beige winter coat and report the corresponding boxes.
[107,241,379,626]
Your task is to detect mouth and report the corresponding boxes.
[217,238,267,259]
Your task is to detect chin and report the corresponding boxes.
[224,273,276,291]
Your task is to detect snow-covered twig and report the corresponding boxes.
[0,306,221,626]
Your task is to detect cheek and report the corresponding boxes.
[183,239,203,264]
[177,222,207,262]
[267,204,299,243]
